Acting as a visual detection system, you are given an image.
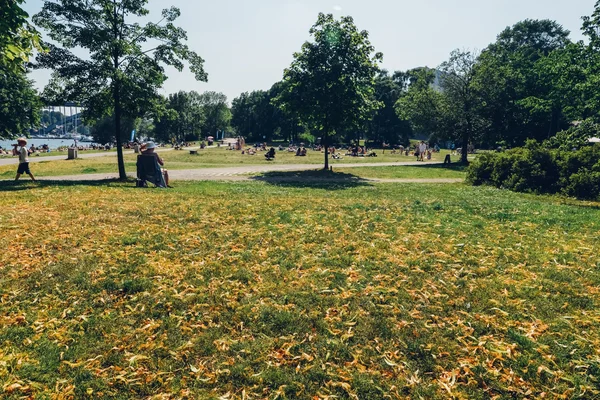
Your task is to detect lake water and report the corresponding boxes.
[0,138,94,150]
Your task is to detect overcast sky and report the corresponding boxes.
[23,0,593,103]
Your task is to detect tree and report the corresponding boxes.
[278,13,382,169]
[395,68,446,143]
[1,0,43,72]
[134,117,155,140]
[577,1,600,120]
[231,90,279,142]
[91,114,135,144]
[34,0,207,180]
[268,80,304,143]
[439,49,484,163]
[367,70,411,146]
[473,20,571,147]
[0,66,41,138]
[197,91,231,138]
[154,91,205,142]
[0,0,44,139]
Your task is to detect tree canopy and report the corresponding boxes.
[0,0,43,139]
[153,91,230,143]
[474,19,572,147]
[0,65,41,139]
[1,0,43,72]
[278,13,382,169]
[365,70,412,147]
[34,0,207,179]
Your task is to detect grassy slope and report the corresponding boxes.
[1,181,599,399]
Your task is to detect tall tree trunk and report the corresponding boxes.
[113,77,126,180]
[112,0,126,180]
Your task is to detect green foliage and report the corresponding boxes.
[197,91,231,138]
[154,91,205,142]
[232,81,303,143]
[278,13,382,168]
[545,119,600,151]
[90,114,136,144]
[0,63,41,139]
[439,49,485,163]
[467,141,600,199]
[0,0,44,72]
[473,19,572,147]
[398,51,483,163]
[367,70,412,146]
[33,0,207,179]
[231,90,274,141]
[0,0,44,139]
[298,131,316,144]
[154,91,230,142]
[396,68,445,140]
[564,169,600,200]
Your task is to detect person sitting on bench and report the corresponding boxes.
[138,142,170,187]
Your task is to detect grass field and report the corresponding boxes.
[325,164,466,180]
[1,180,599,399]
[0,147,463,178]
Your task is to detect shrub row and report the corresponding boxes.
[466,141,600,200]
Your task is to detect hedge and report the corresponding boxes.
[466,141,600,200]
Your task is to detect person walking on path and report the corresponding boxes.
[15,138,36,181]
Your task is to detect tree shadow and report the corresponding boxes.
[408,163,468,172]
[0,178,137,192]
[250,169,372,190]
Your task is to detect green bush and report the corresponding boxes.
[467,141,600,200]
[545,119,599,152]
[564,170,600,200]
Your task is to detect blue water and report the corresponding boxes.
[0,138,92,150]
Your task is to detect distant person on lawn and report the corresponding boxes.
[141,141,170,187]
[15,138,36,181]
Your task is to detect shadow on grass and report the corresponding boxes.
[407,163,468,172]
[0,178,137,192]
[250,169,372,190]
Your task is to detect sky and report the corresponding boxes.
[23,0,594,103]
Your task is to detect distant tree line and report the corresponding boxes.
[3,0,600,174]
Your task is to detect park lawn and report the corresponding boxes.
[330,164,467,179]
[158,146,458,165]
[0,155,137,178]
[0,147,462,178]
[1,181,599,399]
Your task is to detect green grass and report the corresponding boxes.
[0,147,463,178]
[1,180,598,398]
[333,164,467,179]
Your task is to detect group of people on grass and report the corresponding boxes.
[383,141,438,160]
[347,145,377,158]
